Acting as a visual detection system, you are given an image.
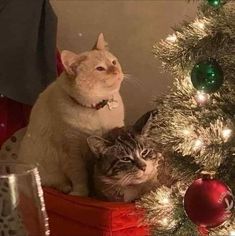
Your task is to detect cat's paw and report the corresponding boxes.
[69,185,89,196]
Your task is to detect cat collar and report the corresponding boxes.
[70,96,119,110]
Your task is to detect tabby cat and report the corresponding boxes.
[88,112,175,202]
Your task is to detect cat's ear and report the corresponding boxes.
[61,50,80,77]
[133,110,157,136]
[87,136,111,157]
[93,33,109,51]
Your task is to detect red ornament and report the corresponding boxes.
[184,177,234,229]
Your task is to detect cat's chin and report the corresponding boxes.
[105,81,122,92]
[108,87,121,94]
[134,176,149,184]
[101,87,121,98]
[133,170,155,184]
[105,75,123,90]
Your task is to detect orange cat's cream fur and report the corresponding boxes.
[19,33,124,196]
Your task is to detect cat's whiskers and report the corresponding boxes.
[103,183,118,193]
[118,173,133,186]
[123,73,145,90]
[123,73,131,79]
[100,176,116,185]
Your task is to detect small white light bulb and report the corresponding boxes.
[161,197,170,205]
[161,218,168,226]
[197,22,205,30]
[182,127,193,136]
[222,128,232,141]
[166,34,177,43]
[185,75,191,82]
[195,91,209,105]
[230,231,235,236]
[193,139,204,151]
[193,19,205,30]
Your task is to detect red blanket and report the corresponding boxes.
[44,188,149,236]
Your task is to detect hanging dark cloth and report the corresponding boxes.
[0,0,57,105]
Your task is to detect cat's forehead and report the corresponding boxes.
[106,145,125,155]
[106,136,144,155]
[82,50,116,62]
[116,134,144,147]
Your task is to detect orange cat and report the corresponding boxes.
[19,33,125,196]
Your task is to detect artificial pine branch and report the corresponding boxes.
[137,0,235,235]
[150,0,235,170]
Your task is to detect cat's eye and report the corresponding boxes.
[96,66,106,71]
[112,60,117,65]
[121,157,131,162]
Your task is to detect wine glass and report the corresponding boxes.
[0,162,50,236]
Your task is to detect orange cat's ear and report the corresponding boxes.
[93,33,109,51]
[61,50,79,77]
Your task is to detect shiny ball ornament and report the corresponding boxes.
[191,59,224,93]
[207,0,222,7]
[184,177,234,228]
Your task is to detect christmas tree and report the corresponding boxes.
[137,0,235,235]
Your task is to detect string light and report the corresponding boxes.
[195,91,209,105]
[193,138,204,151]
[185,75,191,82]
[182,127,193,136]
[193,19,206,30]
[161,197,170,205]
[166,33,177,43]
[161,218,168,226]
[222,128,232,141]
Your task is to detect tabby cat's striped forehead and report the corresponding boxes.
[115,133,144,153]
[95,132,157,185]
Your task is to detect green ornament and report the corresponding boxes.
[191,59,224,93]
[207,0,222,7]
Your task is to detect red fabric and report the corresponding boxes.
[44,187,149,236]
[0,96,31,145]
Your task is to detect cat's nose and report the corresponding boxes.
[107,66,119,75]
[138,163,146,171]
